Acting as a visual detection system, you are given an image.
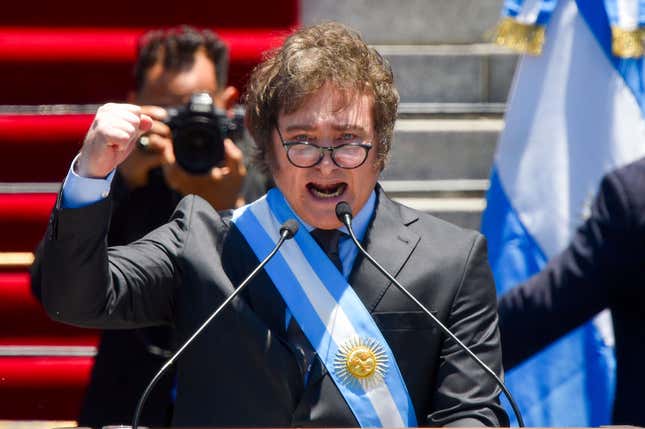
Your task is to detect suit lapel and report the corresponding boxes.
[349,187,421,312]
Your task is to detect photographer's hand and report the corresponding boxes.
[118,105,174,190]
[77,103,153,178]
[162,138,247,210]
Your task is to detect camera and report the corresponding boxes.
[165,92,244,174]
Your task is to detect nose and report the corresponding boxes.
[316,148,337,173]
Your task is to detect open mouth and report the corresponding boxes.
[307,182,347,199]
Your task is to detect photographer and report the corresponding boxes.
[31,25,268,427]
[119,27,252,211]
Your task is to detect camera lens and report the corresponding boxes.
[172,118,224,174]
[165,93,241,174]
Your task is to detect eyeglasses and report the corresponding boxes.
[276,126,373,169]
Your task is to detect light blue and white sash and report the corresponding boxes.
[232,188,417,427]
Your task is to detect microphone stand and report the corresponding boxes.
[336,203,525,427]
[132,220,298,429]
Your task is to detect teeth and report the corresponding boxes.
[311,184,346,198]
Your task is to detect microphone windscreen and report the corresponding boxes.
[335,201,353,222]
[280,219,299,239]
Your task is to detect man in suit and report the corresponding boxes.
[38,22,508,427]
[498,157,645,426]
[31,26,266,428]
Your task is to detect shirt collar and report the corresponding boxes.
[284,190,377,243]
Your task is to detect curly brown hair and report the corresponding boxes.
[244,22,399,174]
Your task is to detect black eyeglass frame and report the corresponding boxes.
[275,126,373,169]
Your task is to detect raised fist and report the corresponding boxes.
[76,103,153,178]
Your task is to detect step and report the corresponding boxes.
[0,356,93,420]
[381,179,488,197]
[0,113,91,182]
[301,0,502,44]
[398,102,505,118]
[0,180,488,237]
[0,421,77,428]
[382,180,487,231]
[1,102,507,116]
[0,193,56,252]
[0,28,286,62]
[378,44,518,103]
[384,118,502,181]
[0,252,35,271]
[394,196,485,231]
[0,109,505,182]
[2,0,298,28]
[0,28,290,104]
[0,272,99,346]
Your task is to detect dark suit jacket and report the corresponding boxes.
[30,171,180,426]
[498,157,645,426]
[32,168,270,428]
[39,186,508,427]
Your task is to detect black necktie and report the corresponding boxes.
[310,228,343,272]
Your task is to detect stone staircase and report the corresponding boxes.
[302,0,517,230]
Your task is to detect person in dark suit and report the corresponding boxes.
[31,26,267,428]
[498,157,645,426]
[38,22,508,427]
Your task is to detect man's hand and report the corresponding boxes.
[118,105,174,189]
[77,104,153,178]
[163,139,247,210]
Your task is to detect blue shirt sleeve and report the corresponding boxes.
[61,154,116,209]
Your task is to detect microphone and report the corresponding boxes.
[280,218,299,239]
[335,201,525,427]
[132,219,299,429]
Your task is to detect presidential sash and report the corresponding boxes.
[232,188,417,427]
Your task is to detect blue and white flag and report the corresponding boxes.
[603,0,645,57]
[483,0,645,425]
[495,0,645,58]
[493,0,560,55]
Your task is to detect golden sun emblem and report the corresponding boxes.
[334,336,388,390]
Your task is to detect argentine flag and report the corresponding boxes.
[482,0,645,426]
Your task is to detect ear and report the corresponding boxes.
[220,86,239,109]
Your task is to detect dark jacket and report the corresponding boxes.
[31,168,269,427]
[39,186,508,427]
